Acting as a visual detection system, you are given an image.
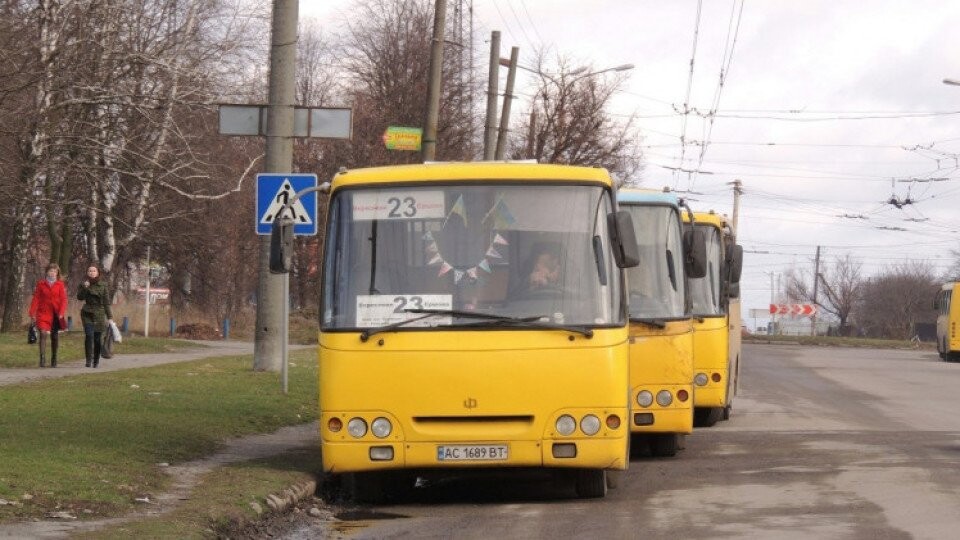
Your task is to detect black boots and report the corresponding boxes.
[50,330,58,368]
[38,332,46,368]
[84,334,93,367]
[92,332,102,368]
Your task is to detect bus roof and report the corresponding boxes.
[617,188,680,207]
[331,162,613,188]
[943,282,958,292]
[682,211,727,228]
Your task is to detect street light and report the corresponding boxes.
[506,61,634,85]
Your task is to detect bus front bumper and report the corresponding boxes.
[321,436,628,473]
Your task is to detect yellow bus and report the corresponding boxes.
[618,189,706,456]
[684,212,743,427]
[275,162,641,501]
[935,282,959,362]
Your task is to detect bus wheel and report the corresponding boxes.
[650,434,679,457]
[721,405,732,421]
[348,471,401,504]
[574,469,608,499]
[694,407,722,427]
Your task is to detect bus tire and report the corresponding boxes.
[694,407,722,427]
[574,469,607,499]
[348,471,397,504]
[721,405,732,421]
[650,434,679,457]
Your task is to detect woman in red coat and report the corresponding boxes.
[28,262,68,367]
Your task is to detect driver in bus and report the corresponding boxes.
[529,250,561,288]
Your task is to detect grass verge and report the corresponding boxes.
[0,349,318,523]
[744,334,935,350]
[72,449,322,540]
[0,332,201,368]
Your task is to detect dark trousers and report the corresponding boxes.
[83,323,102,367]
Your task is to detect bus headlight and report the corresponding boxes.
[556,415,576,436]
[656,390,673,407]
[347,418,368,438]
[694,373,708,386]
[637,390,654,408]
[580,415,601,436]
[371,417,392,438]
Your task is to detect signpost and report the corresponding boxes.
[383,126,423,151]
[256,174,318,235]
[768,304,817,317]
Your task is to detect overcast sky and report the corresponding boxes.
[301,0,960,328]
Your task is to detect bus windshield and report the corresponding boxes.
[689,224,723,316]
[624,205,686,319]
[321,183,623,330]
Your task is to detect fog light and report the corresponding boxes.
[656,390,673,407]
[369,446,394,461]
[347,417,367,438]
[552,443,577,458]
[634,412,654,426]
[712,372,722,383]
[371,417,392,438]
[556,415,576,436]
[637,390,654,408]
[694,373,708,386]
[327,417,343,432]
[580,414,601,436]
[606,414,621,429]
[677,389,689,402]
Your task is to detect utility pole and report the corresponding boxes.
[730,179,743,240]
[144,246,151,337]
[811,245,821,336]
[421,0,447,162]
[494,46,519,159]
[255,0,297,372]
[483,30,500,160]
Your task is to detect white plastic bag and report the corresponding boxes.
[109,320,122,343]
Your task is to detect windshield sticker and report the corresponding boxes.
[352,191,445,220]
[356,294,453,328]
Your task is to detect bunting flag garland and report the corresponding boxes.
[442,194,468,229]
[467,268,478,280]
[478,259,492,273]
[453,270,465,283]
[482,196,517,229]
[426,242,439,253]
[485,247,502,259]
[493,233,508,246]
[423,231,435,242]
[428,254,443,266]
[438,262,453,276]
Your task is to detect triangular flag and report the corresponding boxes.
[483,197,516,229]
[478,259,492,273]
[493,233,508,245]
[454,270,465,283]
[426,242,439,254]
[422,231,435,242]
[428,254,443,265]
[438,262,453,276]
[467,268,478,280]
[486,246,502,259]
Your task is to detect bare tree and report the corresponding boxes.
[856,261,940,339]
[784,254,863,333]
[509,53,643,181]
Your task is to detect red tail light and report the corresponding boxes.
[711,372,722,383]
[677,389,689,402]
[328,417,343,432]
[605,415,621,429]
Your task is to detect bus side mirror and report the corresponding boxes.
[727,244,744,284]
[269,216,295,273]
[608,210,640,268]
[683,228,707,279]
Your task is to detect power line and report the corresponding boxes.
[676,0,704,186]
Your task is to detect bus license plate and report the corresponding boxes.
[437,444,508,461]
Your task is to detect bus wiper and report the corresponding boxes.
[359,312,444,342]
[407,308,594,338]
[634,318,667,329]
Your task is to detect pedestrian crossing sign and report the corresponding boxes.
[256,174,319,235]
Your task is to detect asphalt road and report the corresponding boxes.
[280,343,960,539]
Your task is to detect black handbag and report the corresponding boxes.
[27,323,37,344]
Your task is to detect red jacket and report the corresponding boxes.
[29,279,68,331]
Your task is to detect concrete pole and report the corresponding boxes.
[811,245,821,336]
[144,245,150,337]
[421,0,447,162]
[495,46,519,159]
[255,0,297,372]
[730,179,742,240]
[483,31,500,160]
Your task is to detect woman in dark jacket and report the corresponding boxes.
[28,262,68,367]
[77,264,113,368]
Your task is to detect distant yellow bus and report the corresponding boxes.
[618,189,705,456]
[684,212,743,427]
[284,162,640,501]
[935,282,959,362]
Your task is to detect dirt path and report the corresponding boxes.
[0,422,319,539]
[0,340,260,387]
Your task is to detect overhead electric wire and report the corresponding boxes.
[676,0,704,185]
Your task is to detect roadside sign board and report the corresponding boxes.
[768,303,817,317]
[256,174,318,236]
[383,126,423,151]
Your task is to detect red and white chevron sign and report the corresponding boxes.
[769,304,817,317]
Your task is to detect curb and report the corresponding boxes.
[251,478,319,516]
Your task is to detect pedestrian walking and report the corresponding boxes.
[28,263,68,368]
[77,264,113,368]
